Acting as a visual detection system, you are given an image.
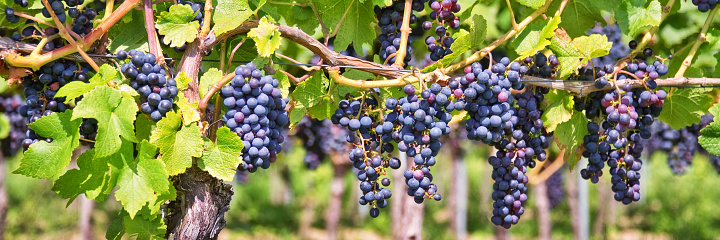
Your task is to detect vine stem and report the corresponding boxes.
[102,0,115,20]
[144,0,164,64]
[675,6,718,78]
[13,12,56,27]
[200,0,213,37]
[441,0,555,74]
[505,0,520,31]
[198,72,235,111]
[528,149,565,185]
[4,0,140,70]
[393,0,413,67]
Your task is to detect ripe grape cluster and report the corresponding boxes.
[119,50,179,122]
[692,0,718,12]
[643,114,715,174]
[331,92,401,218]
[375,0,425,65]
[423,0,462,61]
[520,52,560,79]
[18,60,93,150]
[0,94,28,156]
[220,64,289,172]
[69,7,98,36]
[383,84,451,204]
[294,116,350,169]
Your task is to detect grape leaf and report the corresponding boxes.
[73,86,138,157]
[308,97,335,120]
[106,217,125,240]
[0,113,9,140]
[549,30,613,79]
[14,111,81,179]
[615,0,662,37]
[273,70,291,98]
[53,148,116,203]
[198,127,244,182]
[699,103,720,156]
[541,90,573,132]
[259,0,318,36]
[288,101,307,128]
[212,0,253,35]
[115,141,169,218]
[155,4,200,48]
[149,111,203,176]
[199,68,223,98]
[515,0,544,9]
[512,16,560,60]
[123,212,166,239]
[292,71,329,110]
[311,0,375,56]
[175,72,193,90]
[107,11,150,53]
[658,88,713,129]
[555,112,588,169]
[177,92,201,125]
[705,29,720,50]
[56,64,120,102]
[547,0,612,38]
[470,14,487,50]
[248,17,282,57]
[135,116,156,143]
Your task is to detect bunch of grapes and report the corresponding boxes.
[375,0,425,65]
[219,63,289,172]
[588,24,629,68]
[0,94,28,156]
[118,50,178,122]
[294,116,350,169]
[331,92,401,218]
[643,114,715,174]
[545,170,564,209]
[450,58,522,144]
[423,0,461,61]
[382,83,451,204]
[519,52,560,79]
[18,60,93,150]
[692,0,718,12]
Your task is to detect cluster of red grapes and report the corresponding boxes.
[423,0,461,61]
[294,116,350,169]
[118,50,179,122]
[692,0,717,12]
[0,94,28,156]
[643,114,715,174]
[375,0,425,65]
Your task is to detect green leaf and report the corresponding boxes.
[73,86,138,157]
[423,30,471,72]
[311,0,375,56]
[273,70,291,98]
[156,4,200,48]
[541,90,574,132]
[705,29,720,50]
[106,217,125,240]
[288,101,307,128]
[107,11,150,53]
[149,111,204,176]
[292,71,329,109]
[470,14,487,50]
[212,0,253,35]
[0,113,9,140]
[248,17,283,57]
[115,141,169,218]
[699,103,720,155]
[199,68,223,99]
[616,0,662,37]
[714,52,720,78]
[53,148,116,202]
[658,88,713,129]
[512,17,560,59]
[14,111,81,179]
[555,112,588,169]
[259,0,318,36]
[550,30,613,79]
[547,0,613,38]
[123,212,166,239]
[177,92,201,125]
[56,64,119,102]
[308,97,334,120]
[136,116,156,143]
[199,127,244,181]
[515,0,544,9]
[175,72,193,90]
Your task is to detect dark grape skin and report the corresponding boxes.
[120,50,178,122]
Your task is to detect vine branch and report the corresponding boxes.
[675,6,718,78]
[144,0,164,64]
[393,0,412,67]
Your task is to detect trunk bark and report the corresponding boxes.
[78,196,94,240]
[566,168,581,240]
[448,135,467,240]
[166,166,233,240]
[535,180,551,240]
